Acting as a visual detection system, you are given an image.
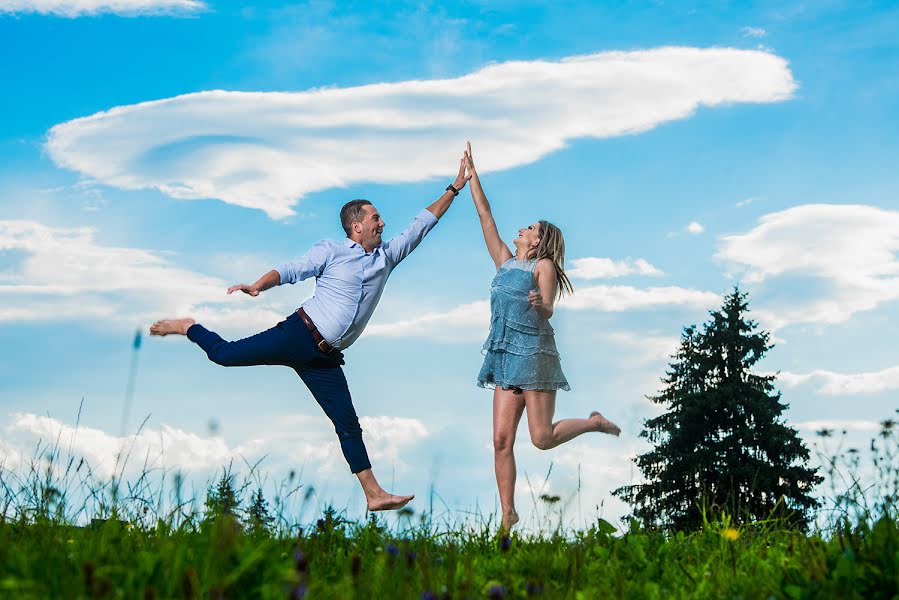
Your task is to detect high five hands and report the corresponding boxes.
[454,146,473,191]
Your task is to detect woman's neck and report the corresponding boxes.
[514,247,532,261]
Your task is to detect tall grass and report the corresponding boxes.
[1,409,897,598]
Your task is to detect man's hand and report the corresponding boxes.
[452,154,472,191]
[227,284,259,297]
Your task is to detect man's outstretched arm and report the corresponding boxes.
[227,270,281,297]
[425,156,471,220]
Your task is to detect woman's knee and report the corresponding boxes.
[531,432,554,451]
[493,434,515,453]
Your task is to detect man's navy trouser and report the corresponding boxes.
[186,313,371,473]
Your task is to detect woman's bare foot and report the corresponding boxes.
[501,509,520,531]
[590,411,621,436]
[367,492,414,512]
[149,318,196,336]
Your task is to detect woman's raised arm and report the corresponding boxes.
[464,142,513,269]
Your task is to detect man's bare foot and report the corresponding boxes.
[590,411,621,437]
[149,318,196,336]
[367,493,414,512]
[501,510,520,531]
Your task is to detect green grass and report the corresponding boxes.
[1,508,897,598]
[1,413,897,598]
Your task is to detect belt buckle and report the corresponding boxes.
[317,339,331,354]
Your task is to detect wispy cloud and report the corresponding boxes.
[365,285,719,340]
[741,26,768,38]
[1,0,206,17]
[717,204,899,327]
[780,365,899,395]
[558,285,720,312]
[0,219,300,332]
[46,47,796,219]
[567,257,662,279]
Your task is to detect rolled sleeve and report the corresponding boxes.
[276,240,330,284]
[383,208,439,266]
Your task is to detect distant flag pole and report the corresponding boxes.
[120,328,142,437]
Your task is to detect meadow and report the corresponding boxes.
[1,416,897,599]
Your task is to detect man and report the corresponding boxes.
[150,157,470,511]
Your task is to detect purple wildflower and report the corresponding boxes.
[293,549,308,573]
[489,584,507,599]
[290,583,307,599]
[500,536,512,552]
[386,543,399,557]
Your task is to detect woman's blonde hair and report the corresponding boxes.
[528,220,574,300]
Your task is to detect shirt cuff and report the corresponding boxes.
[418,208,439,229]
[274,264,291,285]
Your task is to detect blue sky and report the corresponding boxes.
[1,0,898,529]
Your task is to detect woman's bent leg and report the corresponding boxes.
[493,387,525,530]
[524,390,620,450]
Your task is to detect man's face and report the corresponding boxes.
[355,204,385,249]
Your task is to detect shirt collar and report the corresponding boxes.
[343,238,382,254]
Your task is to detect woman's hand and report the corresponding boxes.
[463,141,477,176]
[227,283,259,297]
[528,289,545,311]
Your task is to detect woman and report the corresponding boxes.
[463,143,620,532]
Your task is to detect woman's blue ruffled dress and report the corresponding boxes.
[477,258,570,392]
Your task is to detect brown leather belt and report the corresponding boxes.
[296,307,339,356]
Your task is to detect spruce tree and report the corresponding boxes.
[614,288,822,531]
[246,488,275,535]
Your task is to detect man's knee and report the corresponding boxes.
[335,419,363,441]
[207,343,238,367]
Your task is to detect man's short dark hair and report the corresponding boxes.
[340,199,372,236]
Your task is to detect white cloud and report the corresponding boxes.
[358,416,429,467]
[793,419,881,432]
[603,331,679,365]
[3,412,252,479]
[717,204,899,327]
[558,285,720,312]
[567,257,662,279]
[0,412,429,481]
[0,0,205,16]
[0,219,300,331]
[686,221,704,234]
[46,47,796,219]
[736,197,754,207]
[363,300,490,341]
[742,26,768,38]
[779,365,899,395]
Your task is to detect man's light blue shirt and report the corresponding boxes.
[275,208,439,350]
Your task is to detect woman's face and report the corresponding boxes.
[515,222,541,252]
